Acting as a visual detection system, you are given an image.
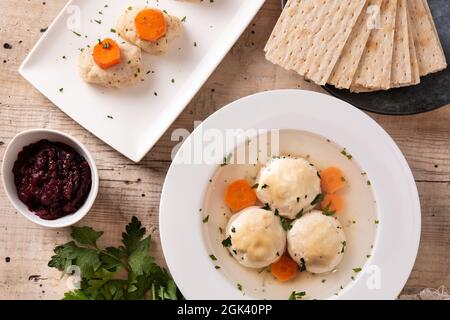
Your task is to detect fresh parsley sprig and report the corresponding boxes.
[48,217,183,300]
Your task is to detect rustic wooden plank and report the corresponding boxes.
[370,110,450,182]
[403,181,450,292]
[0,0,449,299]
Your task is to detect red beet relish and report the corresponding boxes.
[12,139,92,220]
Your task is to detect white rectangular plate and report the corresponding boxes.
[20,0,265,162]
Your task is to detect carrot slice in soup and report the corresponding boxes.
[271,255,298,282]
[320,193,343,213]
[224,179,257,212]
[93,38,121,69]
[135,9,167,42]
[320,166,346,193]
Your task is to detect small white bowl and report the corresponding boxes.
[1,129,99,228]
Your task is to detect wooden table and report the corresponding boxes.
[1,0,449,300]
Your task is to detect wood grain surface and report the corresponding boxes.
[0,0,449,299]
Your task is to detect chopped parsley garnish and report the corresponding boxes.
[181,16,187,22]
[94,19,102,24]
[321,202,336,216]
[289,291,306,300]
[341,148,353,160]
[231,227,236,233]
[340,241,346,254]
[296,209,304,219]
[261,203,271,211]
[299,258,306,272]
[107,115,113,119]
[261,184,268,189]
[367,180,372,186]
[202,215,209,223]
[209,254,217,261]
[353,267,362,273]
[215,266,221,269]
[221,236,232,248]
[102,42,110,49]
[72,31,81,37]
[374,220,379,224]
[237,284,242,291]
[310,193,325,206]
[220,153,232,166]
[59,88,64,93]
[251,183,259,189]
[279,216,293,231]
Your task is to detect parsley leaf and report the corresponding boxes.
[127,236,155,275]
[48,241,101,278]
[121,216,146,255]
[63,290,89,300]
[71,226,103,247]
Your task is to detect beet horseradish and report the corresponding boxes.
[12,139,92,220]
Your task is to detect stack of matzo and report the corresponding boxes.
[265,0,447,93]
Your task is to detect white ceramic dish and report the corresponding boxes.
[19,0,265,162]
[159,90,421,300]
[1,129,99,228]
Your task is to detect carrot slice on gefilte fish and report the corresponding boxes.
[93,38,121,69]
[134,9,167,42]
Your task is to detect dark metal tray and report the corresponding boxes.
[280,0,450,115]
